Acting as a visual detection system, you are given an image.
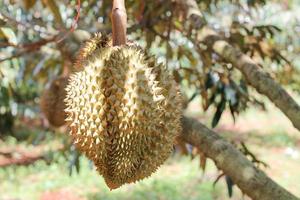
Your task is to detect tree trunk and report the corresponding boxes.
[180,116,300,200]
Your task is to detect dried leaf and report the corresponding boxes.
[199,152,207,172]
[172,70,181,83]
[23,0,36,10]
[191,146,198,159]
[175,139,189,155]
[134,0,145,22]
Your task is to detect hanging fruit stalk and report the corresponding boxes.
[111,0,127,46]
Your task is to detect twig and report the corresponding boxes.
[0,12,53,36]
[0,36,58,63]
[56,0,81,43]
[0,51,29,63]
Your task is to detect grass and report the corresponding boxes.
[1,102,300,200]
[248,131,297,147]
[0,155,224,200]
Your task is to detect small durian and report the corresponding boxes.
[40,76,68,127]
[65,34,182,189]
[181,92,189,110]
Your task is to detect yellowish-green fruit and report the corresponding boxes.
[40,76,68,127]
[74,33,112,70]
[65,34,182,189]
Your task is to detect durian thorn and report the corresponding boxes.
[111,0,127,46]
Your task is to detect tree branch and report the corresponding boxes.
[178,0,300,131]
[214,40,300,130]
[196,27,300,131]
[180,116,299,200]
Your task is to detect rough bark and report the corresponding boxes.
[180,116,299,200]
[203,32,300,131]
[178,1,299,199]
[179,0,300,131]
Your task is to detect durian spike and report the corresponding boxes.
[111,0,127,46]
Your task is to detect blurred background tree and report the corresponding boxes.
[0,0,299,200]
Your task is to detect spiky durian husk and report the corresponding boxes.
[40,76,68,127]
[65,35,182,189]
[74,33,110,70]
[74,34,135,71]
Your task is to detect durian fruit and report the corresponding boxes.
[74,33,112,71]
[181,92,189,110]
[74,33,134,71]
[40,76,68,127]
[65,34,182,189]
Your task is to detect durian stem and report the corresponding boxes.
[111,0,127,46]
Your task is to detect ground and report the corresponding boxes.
[0,99,299,200]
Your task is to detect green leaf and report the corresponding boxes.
[225,175,234,197]
[211,97,226,128]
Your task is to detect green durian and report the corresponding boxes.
[65,34,182,189]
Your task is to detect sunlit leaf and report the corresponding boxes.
[0,27,17,45]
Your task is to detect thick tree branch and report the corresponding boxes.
[180,116,299,200]
[179,0,300,131]
[213,40,300,130]
[196,28,300,131]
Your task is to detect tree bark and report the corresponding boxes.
[213,40,300,131]
[180,116,300,200]
[197,28,300,131]
[177,0,300,131]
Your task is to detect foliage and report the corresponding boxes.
[0,155,222,200]
[0,0,299,198]
[1,0,299,131]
